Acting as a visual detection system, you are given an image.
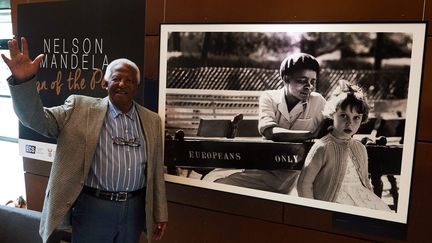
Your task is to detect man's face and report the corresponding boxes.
[106,63,139,113]
[284,69,317,102]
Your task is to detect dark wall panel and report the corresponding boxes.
[158,202,371,243]
[426,0,432,34]
[144,36,160,81]
[418,38,432,141]
[167,183,284,223]
[24,173,48,212]
[145,0,164,36]
[283,203,332,230]
[406,142,432,242]
[164,0,424,23]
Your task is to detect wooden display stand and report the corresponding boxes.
[22,158,50,212]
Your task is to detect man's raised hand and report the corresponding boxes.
[1,37,44,83]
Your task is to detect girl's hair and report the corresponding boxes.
[279,53,320,81]
[322,80,370,123]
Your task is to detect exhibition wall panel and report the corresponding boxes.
[8,0,432,242]
[10,0,62,35]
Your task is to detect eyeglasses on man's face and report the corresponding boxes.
[112,137,141,147]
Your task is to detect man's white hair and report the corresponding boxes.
[104,58,141,85]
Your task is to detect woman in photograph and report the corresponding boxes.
[297,80,391,211]
[212,52,326,194]
[258,52,326,141]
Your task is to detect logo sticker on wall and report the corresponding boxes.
[19,139,56,162]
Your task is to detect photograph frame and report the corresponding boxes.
[158,22,427,224]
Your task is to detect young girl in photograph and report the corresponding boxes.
[297,80,391,211]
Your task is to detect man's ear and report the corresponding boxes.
[282,75,290,83]
[101,79,108,90]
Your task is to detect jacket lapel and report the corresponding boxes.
[83,97,109,177]
[277,89,291,121]
[136,105,152,183]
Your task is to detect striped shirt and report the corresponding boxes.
[85,101,146,192]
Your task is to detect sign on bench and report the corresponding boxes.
[165,137,312,171]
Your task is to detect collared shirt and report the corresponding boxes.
[85,101,146,192]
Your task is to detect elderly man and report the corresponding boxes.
[1,37,167,243]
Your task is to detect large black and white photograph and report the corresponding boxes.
[158,23,426,223]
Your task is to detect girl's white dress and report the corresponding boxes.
[335,155,392,211]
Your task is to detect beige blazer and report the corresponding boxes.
[9,78,168,243]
